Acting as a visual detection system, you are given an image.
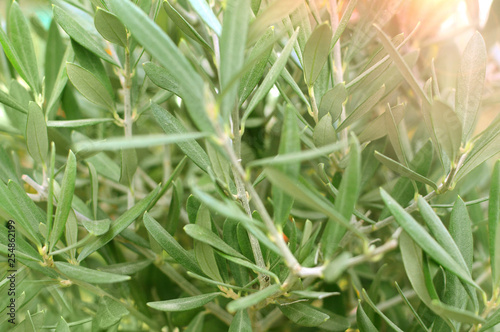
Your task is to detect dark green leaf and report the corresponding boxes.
[95,296,129,329]
[456,32,487,143]
[229,310,252,332]
[26,102,48,165]
[357,302,378,332]
[361,289,404,332]
[148,293,221,312]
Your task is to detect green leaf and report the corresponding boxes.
[82,219,111,236]
[186,0,221,35]
[217,252,279,283]
[143,212,200,275]
[242,28,299,126]
[322,136,361,259]
[120,148,137,187]
[49,150,77,251]
[227,284,281,313]
[480,309,500,331]
[394,282,429,331]
[151,103,210,172]
[26,102,48,165]
[361,289,404,332]
[278,303,330,327]
[55,317,70,332]
[430,300,484,324]
[46,45,74,118]
[248,0,303,44]
[357,302,378,332]
[303,22,332,86]
[52,5,118,65]
[330,0,358,49]
[8,2,40,93]
[0,21,32,92]
[95,296,129,329]
[94,8,127,47]
[456,32,487,143]
[429,100,462,162]
[55,262,130,284]
[108,0,212,133]
[78,186,160,261]
[273,104,300,225]
[47,118,114,128]
[455,117,500,182]
[220,0,251,122]
[290,291,339,300]
[144,62,181,96]
[194,205,224,282]
[318,83,347,122]
[375,151,438,190]
[337,85,386,131]
[185,312,206,332]
[265,168,365,241]
[229,310,252,332]
[489,160,500,287]
[148,293,221,312]
[380,189,480,290]
[45,21,65,106]
[313,113,336,147]
[67,63,115,110]
[0,223,41,262]
[358,103,405,143]
[163,1,212,51]
[239,27,274,105]
[74,133,207,152]
[184,224,248,260]
[98,259,153,275]
[0,88,27,114]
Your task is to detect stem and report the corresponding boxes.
[308,86,319,123]
[123,43,135,209]
[231,109,268,289]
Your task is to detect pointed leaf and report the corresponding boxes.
[304,22,332,86]
[313,113,336,147]
[227,284,280,313]
[55,262,130,283]
[357,301,378,332]
[94,8,127,47]
[186,0,221,35]
[456,32,487,142]
[67,63,115,110]
[279,303,330,327]
[338,85,386,131]
[184,224,247,260]
[318,83,347,122]
[82,219,111,236]
[229,310,252,332]
[430,100,462,162]
[49,150,77,251]
[148,293,221,312]
[26,102,48,165]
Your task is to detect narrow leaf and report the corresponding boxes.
[227,284,280,313]
[26,102,48,165]
[184,224,247,260]
[229,310,252,332]
[303,22,332,86]
[67,63,115,110]
[279,303,330,327]
[148,293,221,312]
[429,100,462,162]
[490,160,500,287]
[56,262,130,283]
[186,0,221,35]
[318,83,347,122]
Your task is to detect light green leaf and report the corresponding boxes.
[358,103,405,142]
[220,0,250,122]
[0,21,31,92]
[279,303,330,327]
[67,63,115,110]
[194,204,223,282]
[456,32,487,143]
[163,1,212,51]
[429,100,462,162]
[321,136,361,259]
[431,300,484,324]
[361,289,404,332]
[227,284,280,313]
[49,150,77,251]
[480,309,500,331]
[186,0,221,35]
[97,259,153,275]
[45,21,65,104]
[375,151,438,190]
[148,293,221,312]
[239,27,274,105]
[8,2,40,93]
[82,219,111,236]
[26,102,48,165]
[78,187,160,261]
[313,113,336,147]
[229,310,252,332]
[338,85,385,131]
[47,118,113,128]
[0,223,41,262]
[290,291,339,300]
[108,0,212,133]
[55,262,130,283]
[380,189,479,290]
[273,104,300,225]
[143,212,198,275]
[95,296,129,329]
[318,83,347,122]
[242,28,299,126]
[144,62,181,96]
[74,133,207,152]
[46,45,74,118]
[94,8,127,47]
[55,317,70,332]
[217,252,279,284]
[52,5,118,65]
[303,22,332,86]
[248,0,303,44]
[0,88,27,114]
[120,148,137,187]
[489,160,500,287]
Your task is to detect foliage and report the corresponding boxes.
[0,0,500,331]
